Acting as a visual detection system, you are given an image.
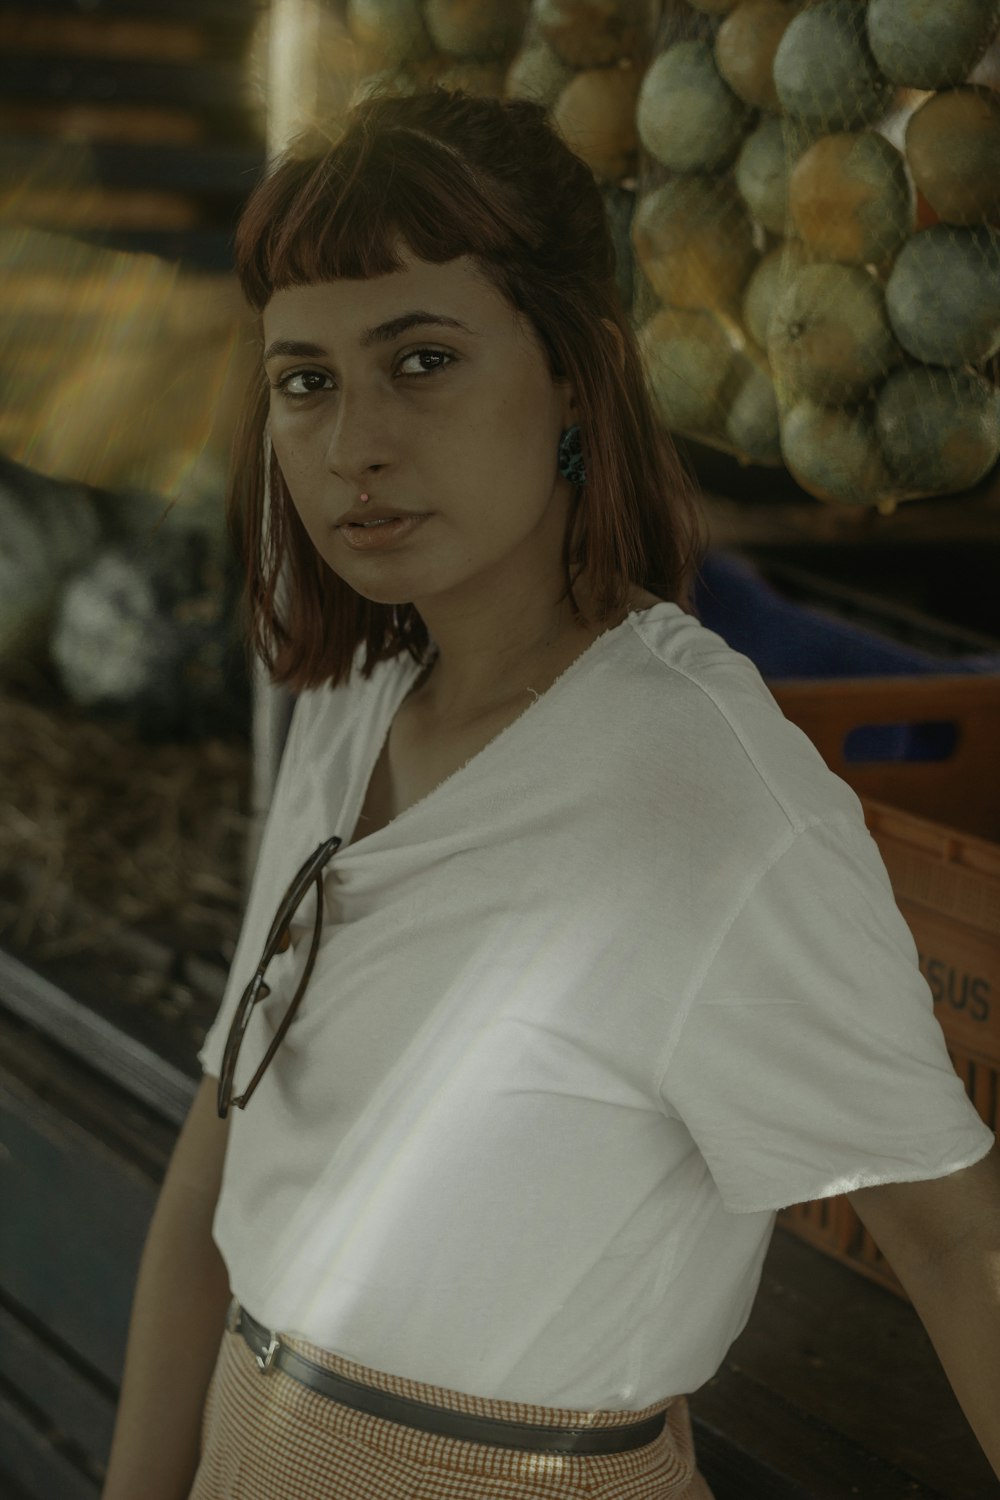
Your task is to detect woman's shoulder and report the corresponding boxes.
[620,604,865,834]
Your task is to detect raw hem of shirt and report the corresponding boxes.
[728,1130,996,1215]
[198,1048,220,1080]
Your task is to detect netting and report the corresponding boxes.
[345,0,1000,512]
[631,0,1000,511]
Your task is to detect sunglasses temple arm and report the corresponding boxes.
[229,872,326,1110]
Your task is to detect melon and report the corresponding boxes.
[885,224,1000,364]
[742,239,812,346]
[788,130,914,264]
[347,0,430,65]
[425,0,528,58]
[553,63,640,183]
[716,0,802,112]
[636,39,752,173]
[781,399,896,504]
[638,307,736,435]
[768,262,899,403]
[876,364,1000,491]
[905,86,1000,225]
[735,116,800,234]
[867,0,1000,89]
[535,0,651,69]
[631,176,758,313]
[774,1,894,131]
[725,354,784,464]
[505,39,574,103]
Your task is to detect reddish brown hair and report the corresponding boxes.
[229,85,708,691]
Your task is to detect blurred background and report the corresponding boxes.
[0,3,999,1497]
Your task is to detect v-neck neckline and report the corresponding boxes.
[343,602,672,851]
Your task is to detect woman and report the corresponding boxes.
[102,88,1000,1500]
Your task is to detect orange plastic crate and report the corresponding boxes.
[769,675,1000,1299]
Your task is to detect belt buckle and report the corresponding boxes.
[256,1330,281,1374]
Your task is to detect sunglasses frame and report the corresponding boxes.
[217,836,342,1119]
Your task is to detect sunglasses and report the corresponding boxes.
[217,836,342,1119]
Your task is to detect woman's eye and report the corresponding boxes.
[273,351,452,396]
[396,349,454,377]
[276,370,332,398]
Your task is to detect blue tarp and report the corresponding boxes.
[692,552,1000,764]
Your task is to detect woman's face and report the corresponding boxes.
[262,247,576,611]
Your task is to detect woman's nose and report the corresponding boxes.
[323,390,393,480]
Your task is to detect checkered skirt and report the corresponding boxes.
[189,1324,716,1499]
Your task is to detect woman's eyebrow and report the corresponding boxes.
[359,311,477,346]
[263,312,476,364]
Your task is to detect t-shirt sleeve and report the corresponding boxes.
[658,811,995,1215]
[197,690,310,1081]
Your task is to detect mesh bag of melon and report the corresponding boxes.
[632,0,1000,513]
[506,2,662,313]
[345,0,531,102]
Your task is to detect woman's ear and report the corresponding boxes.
[601,318,626,375]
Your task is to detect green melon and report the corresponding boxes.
[638,307,736,436]
[742,240,812,346]
[347,0,430,65]
[774,1,894,131]
[631,176,758,313]
[536,0,651,69]
[885,224,1000,365]
[867,0,1000,89]
[725,355,784,464]
[735,116,802,235]
[875,365,1000,490]
[768,262,899,404]
[504,39,574,103]
[781,399,896,505]
[716,0,802,112]
[553,63,640,183]
[425,0,528,57]
[905,86,1000,226]
[636,39,753,173]
[789,130,914,264]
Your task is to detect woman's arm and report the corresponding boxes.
[847,1138,1000,1481]
[101,1074,232,1500]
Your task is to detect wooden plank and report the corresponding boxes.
[701,484,1000,551]
[0,1386,100,1500]
[0,1069,158,1386]
[690,1365,949,1500]
[0,947,197,1128]
[0,12,209,60]
[0,1303,115,1470]
[66,226,240,269]
[684,436,1000,546]
[0,136,263,195]
[0,56,252,112]
[0,1009,178,1183]
[717,1228,998,1498]
[3,0,262,26]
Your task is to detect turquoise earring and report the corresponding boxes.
[557,424,587,487]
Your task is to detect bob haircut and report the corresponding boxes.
[229,85,708,693]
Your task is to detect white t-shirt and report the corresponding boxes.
[198,601,993,1410]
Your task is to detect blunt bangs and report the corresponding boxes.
[236,125,537,314]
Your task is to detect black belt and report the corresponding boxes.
[229,1302,667,1455]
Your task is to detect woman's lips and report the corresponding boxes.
[337,514,431,550]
